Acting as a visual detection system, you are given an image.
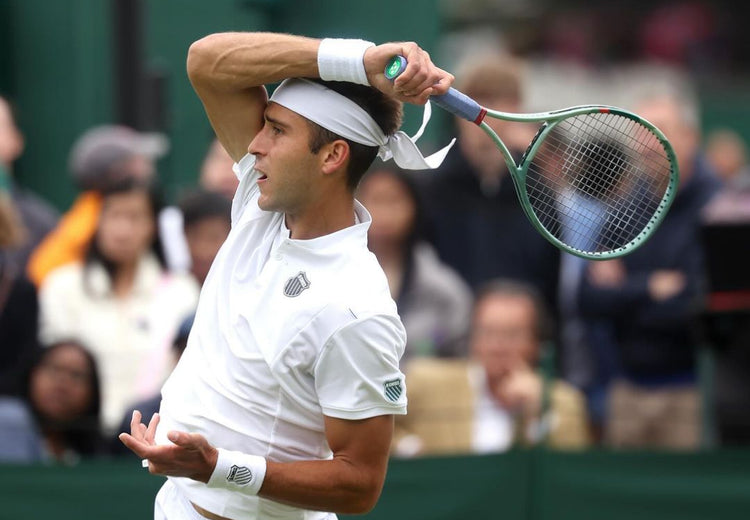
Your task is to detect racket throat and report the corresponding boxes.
[474,108,488,125]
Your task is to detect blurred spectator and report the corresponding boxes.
[0,95,59,271]
[0,341,104,463]
[111,312,194,454]
[200,137,238,200]
[705,128,750,190]
[420,54,559,308]
[0,161,41,398]
[578,90,721,449]
[26,125,167,287]
[0,255,40,397]
[393,279,589,457]
[358,163,472,361]
[178,188,231,285]
[638,2,721,71]
[700,128,750,446]
[37,177,199,432]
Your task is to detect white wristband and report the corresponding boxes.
[207,448,267,496]
[317,38,375,85]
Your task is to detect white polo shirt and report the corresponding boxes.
[156,154,407,520]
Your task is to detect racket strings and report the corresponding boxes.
[524,112,673,255]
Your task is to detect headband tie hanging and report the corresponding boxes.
[269,78,455,170]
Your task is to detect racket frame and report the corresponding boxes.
[477,105,680,259]
[384,55,680,259]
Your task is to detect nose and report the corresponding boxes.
[248,129,266,156]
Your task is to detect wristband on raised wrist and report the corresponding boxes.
[317,38,375,85]
[207,448,267,496]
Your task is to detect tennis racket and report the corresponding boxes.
[385,56,679,260]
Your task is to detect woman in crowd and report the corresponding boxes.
[0,341,103,463]
[38,178,199,432]
[358,163,473,361]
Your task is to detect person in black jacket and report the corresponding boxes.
[419,55,559,309]
[578,89,721,449]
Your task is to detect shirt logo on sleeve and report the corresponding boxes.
[384,379,403,402]
[283,271,311,297]
[227,465,253,486]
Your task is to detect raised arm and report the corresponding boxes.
[186,32,319,161]
[186,32,454,161]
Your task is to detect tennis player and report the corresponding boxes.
[119,32,454,520]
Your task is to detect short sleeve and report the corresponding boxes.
[315,314,407,420]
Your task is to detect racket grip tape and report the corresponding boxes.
[384,55,485,124]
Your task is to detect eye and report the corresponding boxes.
[271,125,283,136]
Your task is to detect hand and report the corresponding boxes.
[118,410,218,483]
[494,366,543,417]
[587,259,626,288]
[648,270,686,301]
[364,42,454,105]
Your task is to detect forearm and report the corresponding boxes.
[259,457,385,514]
[187,32,320,91]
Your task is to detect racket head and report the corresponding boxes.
[513,106,679,259]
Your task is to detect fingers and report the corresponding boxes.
[145,413,160,444]
[119,432,148,457]
[120,410,161,458]
[130,409,144,438]
[365,41,453,106]
[167,430,206,451]
[393,43,452,102]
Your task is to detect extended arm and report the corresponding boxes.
[260,414,393,513]
[119,411,393,515]
[186,32,453,161]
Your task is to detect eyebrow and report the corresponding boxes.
[264,114,290,129]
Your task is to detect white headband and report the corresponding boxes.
[268,78,455,170]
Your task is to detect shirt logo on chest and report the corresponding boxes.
[283,271,311,297]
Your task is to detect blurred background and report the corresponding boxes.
[2,0,748,209]
[1,0,750,519]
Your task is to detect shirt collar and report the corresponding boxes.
[278,200,372,253]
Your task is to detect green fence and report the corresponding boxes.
[2,449,749,520]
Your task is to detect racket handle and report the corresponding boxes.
[384,55,485,123]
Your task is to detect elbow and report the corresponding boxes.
[341,482,383,515]
[186,34,220,86]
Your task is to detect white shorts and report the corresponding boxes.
[155,479,205,520]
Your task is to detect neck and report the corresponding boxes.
[112,260,139,298]
[285,188,355,240]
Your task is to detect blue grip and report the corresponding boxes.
[432,88,483,123]
[384,55,484,123]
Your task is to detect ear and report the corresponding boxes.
[319,139,349,175]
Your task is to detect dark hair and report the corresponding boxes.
[84,177,165,296]
[472,278,555,343]
[359,160,426,250]
[307,79,403,191]
[22,340,104,457]
[178,188,232,229]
